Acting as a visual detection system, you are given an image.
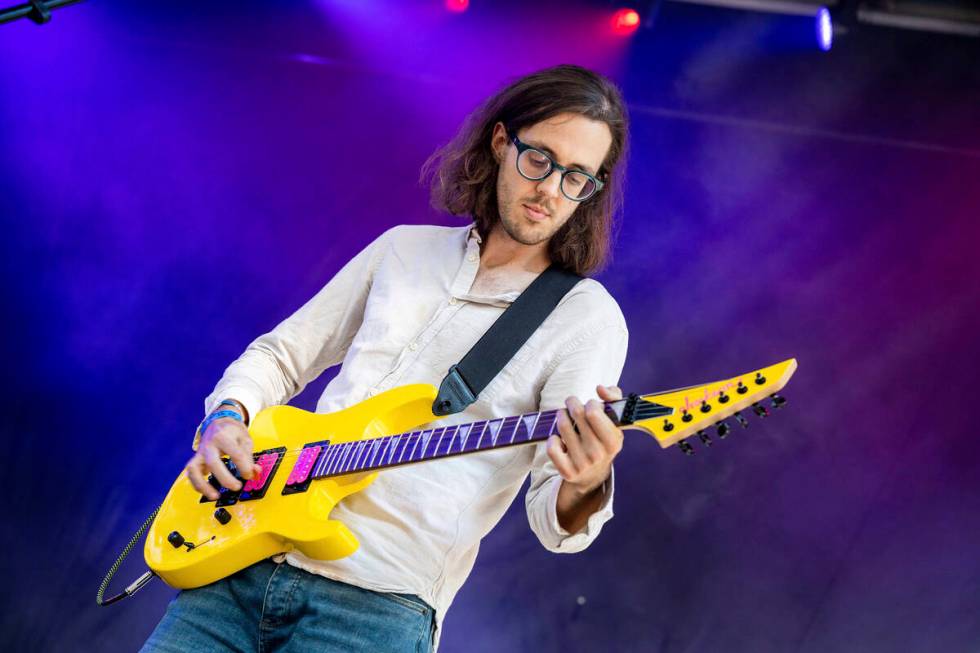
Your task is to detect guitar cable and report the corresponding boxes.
[95,505,160,606]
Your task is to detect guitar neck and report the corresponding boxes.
[310,404,622,480]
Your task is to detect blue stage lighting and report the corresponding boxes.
[816,6,833,51]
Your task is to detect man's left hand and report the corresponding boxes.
[548,384,624,494]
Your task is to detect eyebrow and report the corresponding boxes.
[523,138,597,176]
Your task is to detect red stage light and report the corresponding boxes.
[611,8,641,35]
[445,0,469,13]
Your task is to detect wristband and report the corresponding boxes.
[195,409,243,444]
[218,399,249,425]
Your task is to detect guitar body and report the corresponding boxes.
[145,383,440,590]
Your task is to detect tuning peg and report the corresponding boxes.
[736,381,748,395]
[715,421,731,439]
[733,411,749,428]
[718,391,729,404]
[678,440,694,456]
[700,400,712,413]
[681,409,693,423]
[752,402,770,418]
[755,371,767,385]
[770,393,787,409]
[697,430,712,446]
[662,419,674,432]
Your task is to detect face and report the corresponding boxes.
[491,112,612,248]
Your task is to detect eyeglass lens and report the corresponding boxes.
[517,148,597,200]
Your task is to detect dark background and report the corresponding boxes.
[1,0,978,650]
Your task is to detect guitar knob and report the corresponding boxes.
[167,531,185,548]
[752,402,770,418]
[214,508,232,525]
[678,440,695,456]
[770,394,787,409]
[716,421,731,439]
[733,412,749,428]
[697,430,712,446]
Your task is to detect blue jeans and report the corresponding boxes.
[141,559,435,653]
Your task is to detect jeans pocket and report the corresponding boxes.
[379,591,430,617]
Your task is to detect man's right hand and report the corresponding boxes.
[186,418,260,501]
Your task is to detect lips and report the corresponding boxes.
[523,203,549,220]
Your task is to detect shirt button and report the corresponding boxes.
[449,297,458,306]
[409,342,418,351]
[467,254,477,262]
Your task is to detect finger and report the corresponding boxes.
[584,399,624,455]
[227,435,256,480]
[202,444,242,491]
[546,435,576,480]
[597,384,623,401]
[186,455,218,500]
[558,405,590,470]
[575,401,610,463]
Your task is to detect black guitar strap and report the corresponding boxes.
[432,263,583,416]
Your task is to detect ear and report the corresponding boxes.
[490,121,508,163]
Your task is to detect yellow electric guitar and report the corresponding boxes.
[145,358,797,590]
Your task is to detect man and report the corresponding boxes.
[142,64,631,652]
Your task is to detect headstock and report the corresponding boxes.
[608,359,797,455]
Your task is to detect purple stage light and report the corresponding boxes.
[816,6,833,51]
[445,0,468,13]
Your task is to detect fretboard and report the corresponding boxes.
[309,407,596,480]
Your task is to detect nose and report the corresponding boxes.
[535,169,562,199]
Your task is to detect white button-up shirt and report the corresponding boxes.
[204,222,629,647]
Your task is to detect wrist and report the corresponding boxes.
[218,398,249,425]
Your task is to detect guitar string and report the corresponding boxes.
[205,401,766,483]
[215,402,741,468]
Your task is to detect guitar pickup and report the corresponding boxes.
[200,447,286,505]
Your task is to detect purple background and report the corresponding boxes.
[2,1,978,650]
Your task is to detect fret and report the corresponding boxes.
[366,439,383,469]
[526,412,541,440]
[474,421,489,450]
[432,427,447,458]
[399,431,419,463]
[418,429,435,459]
[373,437,389,467]
[315,445,338,477]
[408,430,425,461]
[330,443,352,475]
[457,423,472,451]
[444,425,460,455]
[353,441,371,471]
[387,434,401,465]
[345,442,365,473]
[487,419,503,447]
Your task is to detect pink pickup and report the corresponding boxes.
[243,452,280,493]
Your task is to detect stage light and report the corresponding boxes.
[445,0,468,13]
[612,7,642,35]
[816,6,833,50]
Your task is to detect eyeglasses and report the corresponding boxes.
[507,128,605,202]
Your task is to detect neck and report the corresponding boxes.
[480,222,551,273]
[308,403,621,480]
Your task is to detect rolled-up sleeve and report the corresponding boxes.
[199,228,394,440]
[525,316,629,553]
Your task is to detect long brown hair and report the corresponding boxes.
[421,64,629,276]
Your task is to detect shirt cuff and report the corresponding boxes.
[548,466,615,551]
